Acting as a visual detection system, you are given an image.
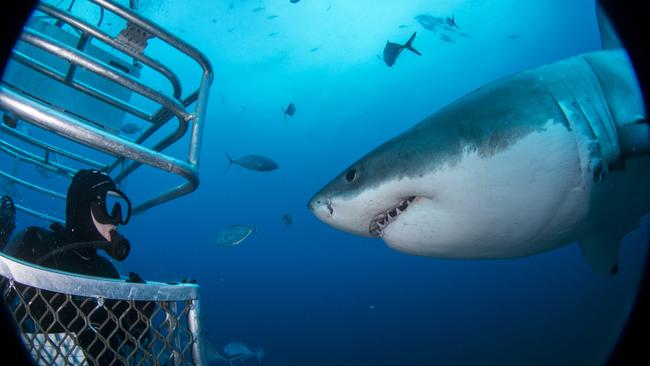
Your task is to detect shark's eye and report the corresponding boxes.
[345,169,357,182]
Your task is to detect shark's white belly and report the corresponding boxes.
[382,120,595,258]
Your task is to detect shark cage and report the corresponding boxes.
[0,0,213,364]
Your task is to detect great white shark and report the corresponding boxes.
[308,5,650,276]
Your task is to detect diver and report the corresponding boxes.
[1,169,151,365]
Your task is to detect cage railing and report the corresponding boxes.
[0,251,205,365]
[0,0,214,222]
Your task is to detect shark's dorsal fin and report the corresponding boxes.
[596,3,623,49]
[579,231,622,276]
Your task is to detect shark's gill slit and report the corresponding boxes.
[369,196,416,236]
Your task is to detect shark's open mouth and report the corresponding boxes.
[369,196,416,237]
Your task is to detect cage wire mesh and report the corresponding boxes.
[2,277,201,366]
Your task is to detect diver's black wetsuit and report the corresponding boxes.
[2,170,151,366]
[10,225,120,277]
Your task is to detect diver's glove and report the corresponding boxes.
[106,230,131,261]
[126,271,145,284]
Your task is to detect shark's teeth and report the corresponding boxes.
[369,196,416,237]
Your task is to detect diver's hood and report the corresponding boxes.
[65,169,131,252]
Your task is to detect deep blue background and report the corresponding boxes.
[3,0,649,365]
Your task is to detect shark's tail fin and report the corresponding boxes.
[224,153,234,173]
[404,32,422,56]
[282,107,287,122]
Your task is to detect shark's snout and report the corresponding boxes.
[308,195,333,218]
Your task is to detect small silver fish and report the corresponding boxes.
[414,14,444,32]
[215,225,256,247]
[225,154,278,172]
[205,341,227,364]
[439,34,455,43]
[445,15,459,29]
[223,343,264,363]
[283,102,296,122]
[281,213,293,230]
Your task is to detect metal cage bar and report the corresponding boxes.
[19,29,192,123]
[10,49,154,122]
[90,0,214,168]
[38,2,183,100]
[0,0,213,222]
[0,86,199,214]
[0,123,105,169]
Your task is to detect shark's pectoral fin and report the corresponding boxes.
[579,232,622,276]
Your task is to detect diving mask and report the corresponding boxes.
[89,189,132,226]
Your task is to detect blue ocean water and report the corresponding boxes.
[3,0,649,365]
